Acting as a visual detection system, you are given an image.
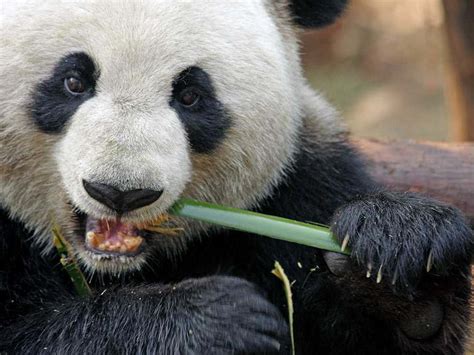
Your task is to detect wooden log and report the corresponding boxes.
[354,139,474,223]
[442,0,474,141]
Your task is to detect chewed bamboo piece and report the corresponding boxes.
[52,224,92,297]
[272,261,295,355]
[137,213,184,236]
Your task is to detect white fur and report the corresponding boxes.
[0,0,341,272]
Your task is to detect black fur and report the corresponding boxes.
[2,275,287,354]
[169,67,231,153]
[331,191,473,295]
[1,130,472,354]
[31,52,98,133]
[288,0,349,28]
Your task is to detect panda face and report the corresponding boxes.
[0,1,301,273]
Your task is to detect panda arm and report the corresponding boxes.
[253,138,472,353]
[2,263,286,354]
[4,277,287,354]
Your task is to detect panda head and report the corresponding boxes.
[0,0,347,274]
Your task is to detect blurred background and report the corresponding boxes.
[300,0,473,142]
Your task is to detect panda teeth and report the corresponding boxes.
[97,243,107,251]
[85,228,143,255]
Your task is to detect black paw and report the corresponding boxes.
[174,276,289,354]
[330,191,473,293]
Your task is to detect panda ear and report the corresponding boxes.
[288,0,349,28]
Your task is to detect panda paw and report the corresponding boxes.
[177,276,289,354]
[330,191,473,294]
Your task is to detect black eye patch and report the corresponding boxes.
[31,52,98,133]
[170,66,231,153]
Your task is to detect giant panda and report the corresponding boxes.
[0,0,472,354]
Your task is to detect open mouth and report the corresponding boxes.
[74,209,180,259]
[85,217,144,256]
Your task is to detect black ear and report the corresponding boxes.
[289,0,349,28]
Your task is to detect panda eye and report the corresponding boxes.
[178,89,200,107]
[64,76,86,95]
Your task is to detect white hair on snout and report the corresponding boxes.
[56,96,192,222]
[0,0,341,274]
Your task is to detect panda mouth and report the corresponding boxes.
[73,208,182,258]
[84,217,144,256]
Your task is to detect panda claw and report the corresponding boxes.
[366,262,372,278]
[341,234,350,252]
[376,264,383,284]
[391,270,398,285]
[426,250,433,272]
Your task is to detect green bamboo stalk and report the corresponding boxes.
[169,198,348,255]
[52,224,92,297]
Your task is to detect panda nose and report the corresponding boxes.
[82,180,163,214]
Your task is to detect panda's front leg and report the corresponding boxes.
[326,191,472,353]
[3,276,288,354]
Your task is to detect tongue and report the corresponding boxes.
[85,218,143,255]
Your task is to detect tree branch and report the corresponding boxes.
[354,138,474,223]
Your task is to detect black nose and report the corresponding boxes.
[82,180,163,214]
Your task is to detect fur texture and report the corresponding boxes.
[0,1,472,354]
[288,0,349,27]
